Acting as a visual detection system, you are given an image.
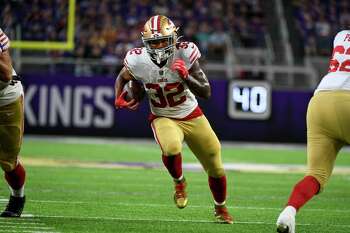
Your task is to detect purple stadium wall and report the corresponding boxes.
[22,74,312,142]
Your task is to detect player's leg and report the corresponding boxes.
[182,115,233,224]
[335,91,350,144]
[277,92,344,233]
[0,97,26,217]
[277,136,342,233]
[151,117,188,208]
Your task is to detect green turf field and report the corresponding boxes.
[0,138,349,233]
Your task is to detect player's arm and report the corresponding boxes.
[115,67,133,98]
[0,29,12,87]
[186,60,211,99]
[114,66,139,110]
[0,50,12,82]
[171,59,211,99]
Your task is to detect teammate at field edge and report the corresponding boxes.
[0,28,26,217]
[114,15,233,224]
[276,30,350,233]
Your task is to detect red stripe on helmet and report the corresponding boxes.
[150,16,155,32]
[157,15,161,32]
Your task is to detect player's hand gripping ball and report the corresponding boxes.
[115,80,145,110]
[122,80,145,102]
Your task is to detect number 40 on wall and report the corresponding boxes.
[227,80,271,120]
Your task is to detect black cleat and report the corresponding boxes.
[1,195,26,217]
[277,224,289,233]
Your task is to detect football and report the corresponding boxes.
[123,80,145,102]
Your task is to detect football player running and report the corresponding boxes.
[276,30,350,233]
[114,15,233,224]
[0,28,26,217]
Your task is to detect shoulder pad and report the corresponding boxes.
[124,48,145,78]
[177,42,201,69]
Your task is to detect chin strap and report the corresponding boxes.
[155,49,166,64]
[175,35,183,45]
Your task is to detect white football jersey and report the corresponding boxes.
[316,30,350,93]
[124,41,201,118]
[0,29,23,107]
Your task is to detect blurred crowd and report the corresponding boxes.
[2,0,350,66]
[293,0,350,56]
[1,0,266,64]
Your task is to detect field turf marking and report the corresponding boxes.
[0,198,61,233]
[1,225,55,229]
[21,158,350,174]
[20,214,350,229]
[24,136,350,152]
[0,231,59,233]
[2,198,349,214]
[0,221,45,225]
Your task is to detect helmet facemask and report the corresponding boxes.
[142,35,177,64]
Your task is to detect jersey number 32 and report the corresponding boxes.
[146,82,186,108]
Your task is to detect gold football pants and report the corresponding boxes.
[0,97,24,172]
[151,115,225,178]
[306,91,350,189]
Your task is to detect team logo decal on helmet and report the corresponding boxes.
[142,15,179,64]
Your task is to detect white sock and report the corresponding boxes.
[284,206,297,216]
[214,200,226,206]
[9,186,25,198]
[277,205,297,233]
[174,175,184,182]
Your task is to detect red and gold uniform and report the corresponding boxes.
[0,28,26,218]
[307,30,350,189]
[277,30,350,233]
[116,15,233,224]
[0,29,24,172]
[124,37,224,178]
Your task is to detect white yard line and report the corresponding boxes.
[0,231,59,233]
[0,225,59,233]
[1,195,348,230]
[1,199,349,213]
[0,198,61,233]
[2,226,54,230]
[19,214,350,228]
[0,221,45,225]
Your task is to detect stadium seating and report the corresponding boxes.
[292,0,350,56]
[1,0,267,62]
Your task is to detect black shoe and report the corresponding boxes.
[277,224,289,233]
[0,195,26,217]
